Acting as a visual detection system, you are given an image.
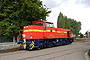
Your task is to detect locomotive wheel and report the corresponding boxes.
[28,41,35,50]
[37,47,41,50]
[19,43,24,50]
[37,45,43,50]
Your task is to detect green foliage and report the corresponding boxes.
[57,12,81,36]
[0,0,51,37]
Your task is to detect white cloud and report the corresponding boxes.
[41,0,60,8]
[76,0,90,7]
[41,0,90,34]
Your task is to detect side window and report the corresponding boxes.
[46,23,54,28]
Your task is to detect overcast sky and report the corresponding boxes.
[41,0,90,34]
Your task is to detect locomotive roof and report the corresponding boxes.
[32,20,53,24]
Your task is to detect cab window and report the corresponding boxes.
[46,23,54,27]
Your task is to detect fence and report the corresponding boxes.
[0,42,19,50]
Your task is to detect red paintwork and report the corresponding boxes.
[23,20,73,39]
[32,20,53,24]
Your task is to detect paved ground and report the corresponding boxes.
[0,42,90,60]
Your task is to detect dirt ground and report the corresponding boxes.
[74,38,90,42]
[0,48,19,53]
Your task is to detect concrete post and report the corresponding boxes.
[13,36,15,43]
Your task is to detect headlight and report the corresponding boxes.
[31,34,32,38]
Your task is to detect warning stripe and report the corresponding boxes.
[29,41,34,49]
[24,29,67,33]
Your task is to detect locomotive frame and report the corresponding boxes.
[18,20,73,50]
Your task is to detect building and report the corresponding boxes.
[86,30,90,38]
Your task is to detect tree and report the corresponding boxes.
[57,12,65,29]
[57,12,81,37]
[0,0,51,37]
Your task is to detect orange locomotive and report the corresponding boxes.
[18,20,73,50]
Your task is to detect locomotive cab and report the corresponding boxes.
[32,20,54,30]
